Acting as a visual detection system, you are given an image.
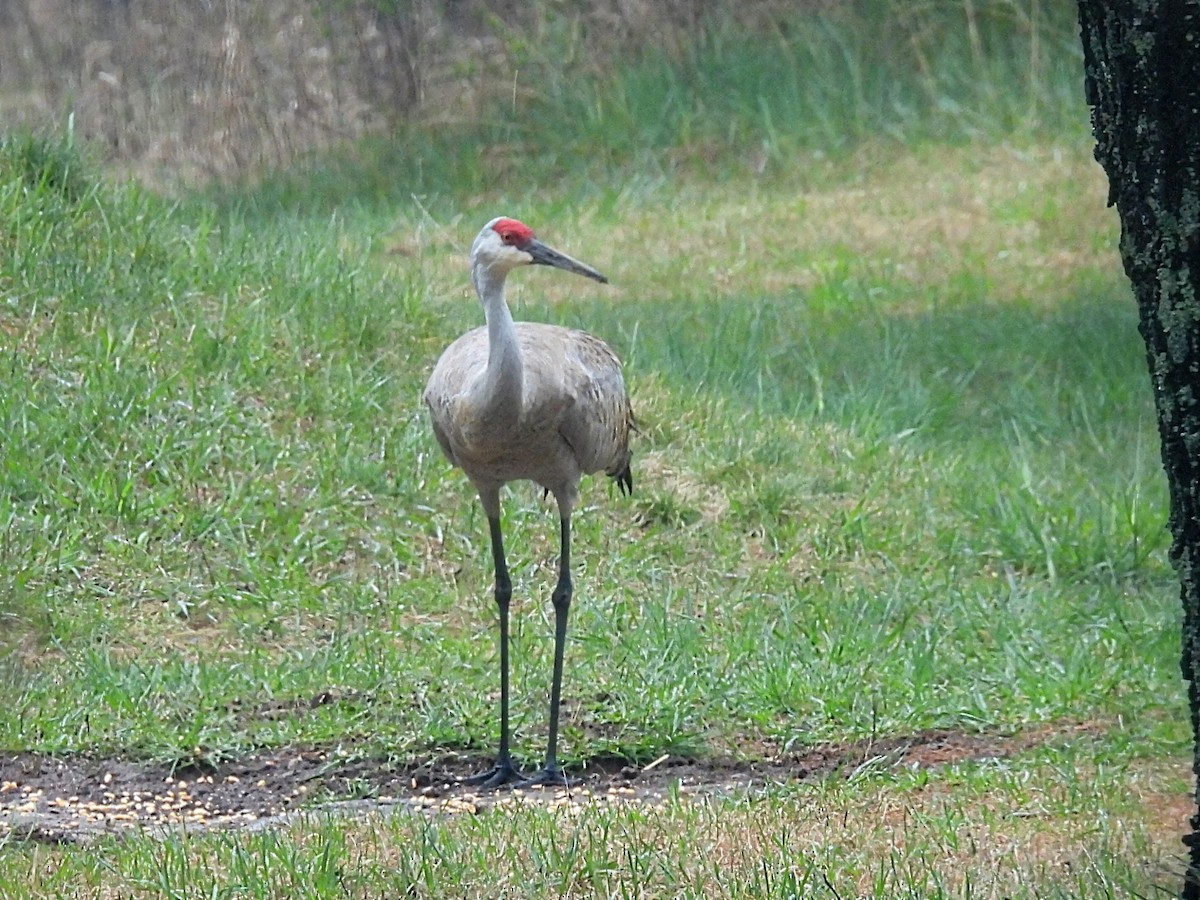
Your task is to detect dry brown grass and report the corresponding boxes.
[0,0,810,187]
[2,0,433,185]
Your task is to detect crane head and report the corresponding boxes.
[472,217,609,284]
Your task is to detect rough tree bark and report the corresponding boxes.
[1077,3,1200,895]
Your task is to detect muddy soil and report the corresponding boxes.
[0,728,1071,844]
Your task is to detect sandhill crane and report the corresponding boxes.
[424,216,634,787]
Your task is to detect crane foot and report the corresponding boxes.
[460,760,527,788]
[518,766,578,789]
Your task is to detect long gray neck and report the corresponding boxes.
[473,263,523,418]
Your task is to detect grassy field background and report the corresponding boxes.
[0,2,1191,896]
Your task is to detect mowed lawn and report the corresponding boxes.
[0,127,1190,896]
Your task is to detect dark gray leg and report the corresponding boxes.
[525,516,576,787]
[462,515,527,787]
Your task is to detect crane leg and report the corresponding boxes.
[462,515,527,787]
[524,515,576,787]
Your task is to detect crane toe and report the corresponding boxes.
[519,766,578,789]
[461,760,528,788]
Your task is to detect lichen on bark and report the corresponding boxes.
[1078,1,1200,894]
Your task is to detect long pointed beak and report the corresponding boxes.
[525,239,609,284]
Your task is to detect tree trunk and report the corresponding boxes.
[1077,2,1200,895]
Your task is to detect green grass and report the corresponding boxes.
[1,752,1186,897]
[0,190,1173,758]
[0,5,1191,895]
[0,131,1186,897]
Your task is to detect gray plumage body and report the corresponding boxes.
[425,321,633,517]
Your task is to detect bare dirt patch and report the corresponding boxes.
[0,726,1085,844]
